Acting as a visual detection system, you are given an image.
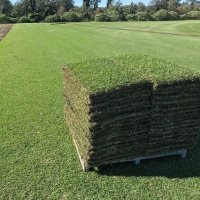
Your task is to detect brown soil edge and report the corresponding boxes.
[0,24,13,41]
[62,65,88,92]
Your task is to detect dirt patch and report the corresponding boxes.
[0,24,12,41]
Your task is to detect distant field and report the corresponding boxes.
[1,21,200,199]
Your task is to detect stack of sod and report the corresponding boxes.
[149,79,200,154]
[63,54,200,170]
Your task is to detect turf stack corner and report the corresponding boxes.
[63,54,200,171]
[63,67,152,170]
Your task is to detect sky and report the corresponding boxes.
[10,0,150,6]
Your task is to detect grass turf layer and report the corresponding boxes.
[68,54,200,92]
[64,54,200,169]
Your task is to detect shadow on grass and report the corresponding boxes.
[97,141,200,178]
[50,22,67,25]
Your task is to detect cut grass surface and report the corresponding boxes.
[68,54,200,92]
[176,22,200,35]
[1,21,200,199]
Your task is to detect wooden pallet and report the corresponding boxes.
[72,138,90,172]
[73,136,187,172]
[132,149,187,165]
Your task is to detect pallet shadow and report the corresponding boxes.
[97,141,200,178]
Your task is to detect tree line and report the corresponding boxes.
[0,0,200,23]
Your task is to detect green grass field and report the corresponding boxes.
[1,21,200,199]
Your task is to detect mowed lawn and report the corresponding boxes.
[1,21,200,199]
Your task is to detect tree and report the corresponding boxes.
[57,5,65,15]
[125,13,136,20]
[30,0,36,12]
[107,8,121,21]
[135,11,150,20]
[94,13,110,21]
[150,0,169,11]
[137,2,146,12]
[168,10,179,19]
[62,11,82,21]
[83,0,90,10]
[1,0,199,23]
[177,3,190,14]
[114,0,123,15]
[61,0,74,11]
[91,0,101,10]
[0,0,13,15]
[34,0,46,15]
[106,0,113,8]
[129,2,137,14]
[12,0,29,17]
[122,3,137,15]
[168,0,177,11]
[43,1,58,17]
[18,15,31,22]
[187,10,200,18]
[153,9,170,20]
[187,0,198,9]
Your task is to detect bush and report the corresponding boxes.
[0,14,17,24]
[187,11,200,20]
[125,14,136,21]
[169,11,179,20]
[17,16,31,23]
[44,15,61,22]
[94,13,110,22]
[61,12,82,22]
[107,10,121,22]
[28,13,43,22]
[135,12,150,21]
[0,14,9,24]
[153,9,170,21]
[82,18,90,22]
[7,17,18,23]
[180,14,189,20]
